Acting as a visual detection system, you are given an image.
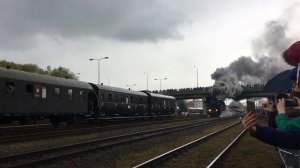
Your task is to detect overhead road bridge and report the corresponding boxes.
[156,85,273,100]
[152,85,275,116]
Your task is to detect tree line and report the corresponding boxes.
[0,60,78,80]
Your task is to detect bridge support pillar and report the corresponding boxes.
[202,97,208,116]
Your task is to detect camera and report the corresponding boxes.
[276,92,298,107]
[285,98,298,107]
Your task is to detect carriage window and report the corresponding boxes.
[5,82,15,95]
[101,93,105,101]
[34,85,41,98]
[114,95,118,102]
[130,96,133,103]
[54,88,61,99]
[79,91,84,100]
[121,95,125,103]
[42,86,47,99]
[108,94,113,102]
[26,84,33,93]
[68,89,73,100]
[126,97,129,104]
[139,97,143,103]
[163,100,166,106]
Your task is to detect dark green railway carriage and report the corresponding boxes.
[0,67,94,125]
[95,85,148,116]
[141,91,176,115]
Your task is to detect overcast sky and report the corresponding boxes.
[0,0,300,91]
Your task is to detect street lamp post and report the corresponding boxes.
[154,78,167,91]
[106,77,110,86]
[76,73,80,80]
[194,65,199,88]
[89,57,109,85]
[126,84,136,90]
[264,56,269,81]
[144,72,149,91]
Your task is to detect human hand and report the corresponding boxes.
[242,112,257,132]
[276,98,286,114]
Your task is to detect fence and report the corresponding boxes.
[278,148,300,168]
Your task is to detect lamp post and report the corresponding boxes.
[193,65,199,88]
[89,57,109,84]
[76,73,80,80]
[106,77,110,86]
[264,56,269,82]
[126,84,136,90]
[154,78,167,91]
[144,72,149,91]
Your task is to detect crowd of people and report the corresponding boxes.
[151,84,265,95]
[242,41,300,150]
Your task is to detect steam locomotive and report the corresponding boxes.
[0,67,176,125]
[207,98,225,117]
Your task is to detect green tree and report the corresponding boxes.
[0,60,78,80]
[20,64,43,73]
[50,66,78,80]
[0,60,19,69]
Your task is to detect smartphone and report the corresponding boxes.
[246,100,255,112]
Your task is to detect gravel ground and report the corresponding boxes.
[0,117,213,156]
[216,132,283,168]
[3,118,279,168]
[41,119,240,168]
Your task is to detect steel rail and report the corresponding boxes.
[0,117,208,143]
[206,129,247,168]
[133,121,241,168]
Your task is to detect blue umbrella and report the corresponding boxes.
[263,69,294,92]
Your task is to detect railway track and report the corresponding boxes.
[207,129,246,168]
[0,117,232,168]
[0,117,207,144]
[0,115,186,132]
[133,121,244,168]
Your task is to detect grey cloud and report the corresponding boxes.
[0,0,188,50]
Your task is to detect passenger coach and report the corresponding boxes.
[0,67,93,125]
[142,91,176,115]
[0,67,177,125]
[92,84,149,117]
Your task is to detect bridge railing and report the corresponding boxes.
[152,84,265,96]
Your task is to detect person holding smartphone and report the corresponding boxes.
[276,97,300,130]
[274,67,300,130]
[262,100,278,128]
[242,112,300,149]
[241,41,300,149]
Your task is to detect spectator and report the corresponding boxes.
[276,97,300,130]
[273,66,300,130]
[242,112,300,149]
[262,100,277,128]
[241,41,300,149]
